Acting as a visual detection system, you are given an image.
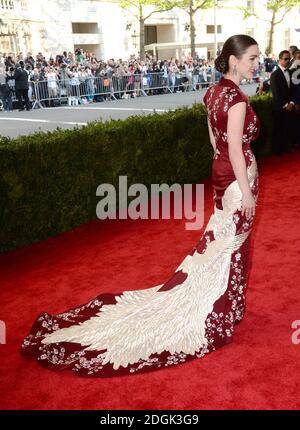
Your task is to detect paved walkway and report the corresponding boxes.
[0,83,258,138]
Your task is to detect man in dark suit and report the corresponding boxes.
[270,50,294,155]
[290,50,300,148]
[13,61,31,111]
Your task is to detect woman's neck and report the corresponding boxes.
[223,73,241,86]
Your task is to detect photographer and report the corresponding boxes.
[13,60,31,111]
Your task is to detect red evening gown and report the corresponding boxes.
[21,77,260,377]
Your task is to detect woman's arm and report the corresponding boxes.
[227,101,256,219]
[207,119,219,156]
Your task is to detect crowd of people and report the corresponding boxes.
[0,48,258,110]
[0,46,299,113]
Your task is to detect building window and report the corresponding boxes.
[284,29,290,48]
[145,26,157,45]
[0,34,19,53]
[247,0,254,13]
[21,0,28,10]
[206,25,222,34]
[246,28,254,38]
[72,23,99,34]
[0,0,14,9]
[0,37,10,51]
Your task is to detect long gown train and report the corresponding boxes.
[21,159,259,377]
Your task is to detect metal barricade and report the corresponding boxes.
[30,76,117,107]
[2,67,265,110]
[8,72,221,109]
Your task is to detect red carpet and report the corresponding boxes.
[1,151,300,410]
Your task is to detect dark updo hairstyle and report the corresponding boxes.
[215,34,258,74]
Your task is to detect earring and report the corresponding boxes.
[233,64,237,76]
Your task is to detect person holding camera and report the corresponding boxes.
[13,60,31,111]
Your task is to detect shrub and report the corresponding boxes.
[0,94,273,253]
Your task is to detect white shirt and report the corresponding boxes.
[0,71,6,85]
[277,64,294,108]
[278,64,290,87]
[47,72,57,88]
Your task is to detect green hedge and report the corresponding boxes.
[0,93,273,253]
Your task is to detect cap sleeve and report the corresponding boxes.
[224,88,247,112]
[203,87,212,108]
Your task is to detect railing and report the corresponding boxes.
[0,68,263,110]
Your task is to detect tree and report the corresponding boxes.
[175,0,214,59]
[120,0,176,59]
[242,0,300,56]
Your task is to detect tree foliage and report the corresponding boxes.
[241,0,300,55]
[175,1,214,58]
[120,0,176,57]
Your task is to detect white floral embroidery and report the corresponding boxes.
[233,214,240,224]
[223,88,244,112]
[57,299,103,322]
[235,253,241,261]
[38,314,59,332]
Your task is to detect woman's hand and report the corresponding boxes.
[241,190,256,220]
[213,148,220,159]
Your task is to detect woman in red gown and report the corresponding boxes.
[21,35,261,377]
